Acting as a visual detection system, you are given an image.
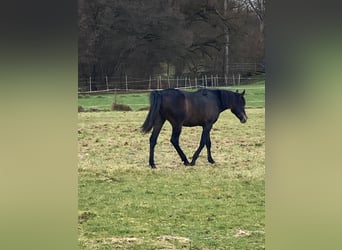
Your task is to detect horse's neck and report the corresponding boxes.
[219,91,234,111]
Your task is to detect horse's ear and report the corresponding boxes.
[241,89,245,96]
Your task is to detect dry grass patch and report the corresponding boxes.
[78,109,264,173]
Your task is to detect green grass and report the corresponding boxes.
[79,170,264,249]
[78,81,265,111]
[78,108,265,249]
[78,93,150,111]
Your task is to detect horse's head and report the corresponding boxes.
[231,90,247,123]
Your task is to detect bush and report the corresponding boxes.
[89,107,101,112]
[138,106,150,111]
[78,105,85,112]
[112,102,132,111]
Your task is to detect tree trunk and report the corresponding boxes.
[224,0,229,85]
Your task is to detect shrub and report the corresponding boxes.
[78,105,85,112]
[111,102,132,111]
[138,106,150,111]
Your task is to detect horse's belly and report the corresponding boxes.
[183,117,206,127]
[183,121,200,127]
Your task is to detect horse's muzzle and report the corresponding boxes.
[240,115,247,123]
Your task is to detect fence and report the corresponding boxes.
[78,73,265,94]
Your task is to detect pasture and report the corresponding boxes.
[78,84,265,249]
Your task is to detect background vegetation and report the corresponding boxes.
[79,0,265,85]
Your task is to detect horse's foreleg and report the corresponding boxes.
[170,126,190,165]
[206,133,215,164]
[190,125,212,166]
[149,120,165,168]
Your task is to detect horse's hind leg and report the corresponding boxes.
[206,133,215,164]
[149,118,165,168]
[170,125,190,166]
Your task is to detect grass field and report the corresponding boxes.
[78,100,265,249]
[78,81,265,111]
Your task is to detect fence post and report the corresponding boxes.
[205,75,208,88]
[125,75,128,91]
[238,73,241,86]
[211,75,214,87]
[232,74,235,86]
[159,75,162,89]
[224,74,227,86]
[216,75,219,87]
[105,75,109,90]
[167,75,170,88]
[89,76,92,92]
[176,76,179,88]
[195,77,197,88]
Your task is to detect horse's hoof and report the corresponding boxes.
[189,162,196,166]
[150,164,156,169]
[183,162,190,166]
[208,159,215,164]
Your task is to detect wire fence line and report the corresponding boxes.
[85,99,265,110]
[78,74,265,94]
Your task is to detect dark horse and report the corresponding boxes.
[141,88,247,168]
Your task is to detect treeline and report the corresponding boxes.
[79,0,265,81]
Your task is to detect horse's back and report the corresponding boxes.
[183,89,221,126]
[158,88,221,126]
[185,89,220,110]
[160,89,186,108]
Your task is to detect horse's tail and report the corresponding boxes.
[141,90,162,133]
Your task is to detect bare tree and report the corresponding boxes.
[78,0,265,85]
[245,0,265,65]
[246,0,265,34]
[223,0,229,84]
